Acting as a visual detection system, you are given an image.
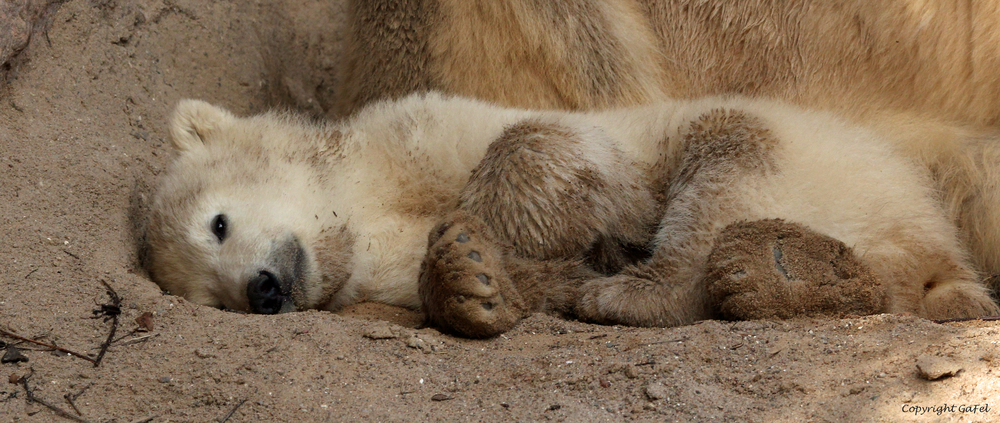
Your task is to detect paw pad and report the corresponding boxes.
[706,219,884,320]
[419,211,525,338]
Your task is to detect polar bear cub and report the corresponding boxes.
[146,93,998,336]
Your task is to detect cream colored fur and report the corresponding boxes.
[342,0,1000,124]
[148,93,997,328]
[339,0,1000,277]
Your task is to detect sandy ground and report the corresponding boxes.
[2,1,1000,422]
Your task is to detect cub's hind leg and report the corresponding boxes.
[570,106,998,328]
[575,109,785,327]
[575,108,892,326]
[420,118,656,337]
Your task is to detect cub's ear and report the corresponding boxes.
[169,99,235,152]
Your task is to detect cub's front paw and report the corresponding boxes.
[705,219,885,320]
[419,211,526,338]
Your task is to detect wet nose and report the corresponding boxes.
[246,271,287,314]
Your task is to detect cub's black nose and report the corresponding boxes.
[247,271,287,314]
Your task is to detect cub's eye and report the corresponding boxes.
[210,214,228,242]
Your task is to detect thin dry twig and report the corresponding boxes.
[92,279,123,368]
[20,371,94,423]
[0,328,96,364]
[114,333,159,347]
[63,396,82,416]
[111,328,141,344]
[63,383,93,416]
[0,391,18,403]
[219,398,248,423]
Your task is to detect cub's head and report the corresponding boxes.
[147,100,350,314]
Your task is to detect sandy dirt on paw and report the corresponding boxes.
[2,1,999,422]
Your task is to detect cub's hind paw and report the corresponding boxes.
[419,211,526,338]
[706,219,885,320]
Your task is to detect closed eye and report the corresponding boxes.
[211,214,228,242]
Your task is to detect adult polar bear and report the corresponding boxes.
[148,93,997,338]
[339,0,1000,278]
[341,0,1000,124]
